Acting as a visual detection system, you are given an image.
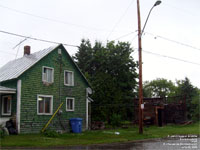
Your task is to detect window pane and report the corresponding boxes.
[3,97,8,113]
[44,68,47,73]
[45,97,51,113]
[43,67,53,83]
[70,99,73,109]
[7,99,11,113]
[67,99,73,110]
[38,96,52,114]
[38,97,44,113]
[43,68,47,82]
[67,99,70,110]
[65,72,69,84]
[2,97,11,114]
[68,72,72,85]
[47,69,52,83]
[65,71,73,85]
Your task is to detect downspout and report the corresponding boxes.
[86,88,92,130]
[16,80,22,133]
[86,90,89,130]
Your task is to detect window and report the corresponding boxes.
[37,95,53,115]
[2,96,11,115]
[64,70,74,86]
[66,97,74,111]
[42,66,54,83]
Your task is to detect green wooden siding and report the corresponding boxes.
[1,45,89,133]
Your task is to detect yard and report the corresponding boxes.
[0,122,199,148]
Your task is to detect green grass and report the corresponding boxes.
[1,122,199,148]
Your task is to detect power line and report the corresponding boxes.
[13,38,28,59]
[0,30,79,48]
[113,31,136,41]
[143,49,200,66]
[0,4,109,32]
[144,32,200,52]
[106,0,135,39]
[13,38,28,49]
[15,44,21,59]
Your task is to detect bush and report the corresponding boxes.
[110,114,122,128]
[42,130,60,138]
[0,125,6,138]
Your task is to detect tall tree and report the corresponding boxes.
[142,77,199,121]
[175,77,199,120]
[143,78,176,98]
[74,39,138,122]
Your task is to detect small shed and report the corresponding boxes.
[134,96,186,126]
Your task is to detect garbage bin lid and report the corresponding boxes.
[69,118,82,121]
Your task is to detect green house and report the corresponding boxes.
[0,44,92,134]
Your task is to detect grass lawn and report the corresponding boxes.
[0,122,199,148]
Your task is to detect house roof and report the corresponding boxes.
[0,45,58,82]
[0,44,91,88]
[0,86,16,93]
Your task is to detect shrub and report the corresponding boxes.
[110,114,122,128]
[42,130,60,138]
[0,125,6,138]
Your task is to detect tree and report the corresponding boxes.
[175,77,199,120]
[74,39,138,122]
[142,77,200,121]
[143,78,176,98]
[190,90,200,121]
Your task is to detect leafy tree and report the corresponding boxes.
[143,78,176,98]
[175,77,199,120]
[190,90,200,121]
[74,39,94,76]
[143,77,199,121]
[74,39,138,122]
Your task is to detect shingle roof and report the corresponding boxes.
[0,45,58,82]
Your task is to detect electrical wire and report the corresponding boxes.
[0,30,79,48]
[113,31,136,41]
[106,0,135,39]
[144,32,200,52]
[15,44,21,59]
[0,4,109,32]
[143,49,200,66]
[13,38,28,49]
[1,30,200,67]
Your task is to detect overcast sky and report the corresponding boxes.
[0,0,199,88]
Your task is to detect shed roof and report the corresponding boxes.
[0,86,16,93]
[0,45,57,82]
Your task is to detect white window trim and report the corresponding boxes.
[64,70,74,86]
[66,97,75,111]
[42,66,54,83]
[37,94,53,115]
[2,95,12,116]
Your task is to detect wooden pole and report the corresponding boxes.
[137,0,143,134]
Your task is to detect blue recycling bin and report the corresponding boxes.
[69,118,82,133]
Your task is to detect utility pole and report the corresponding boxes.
[137,0,143,134]
[136,0,162,134]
